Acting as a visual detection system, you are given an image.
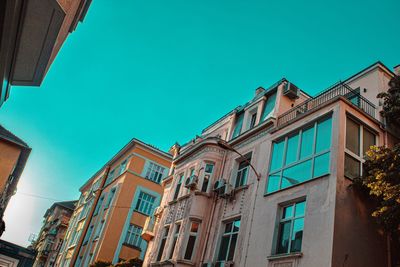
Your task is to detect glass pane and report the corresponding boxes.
[217,236,230,261]
[285,134,299,165]
[313,152,330,177]
[232,112,244,139]
[205,164,214,173]
[225,222,232,233]
[346,118,360,155]
[295,201,306,217]
[300,126,314,159]
[282,205,293,219]
[290,218,304,252]
[344,154,360,179]
[227,233,237,261]
[191,222,199,233]
[270,141,285,172]
[267,173,280,193]
[363,128,375,155]
[233,220,240,232]
[276,221,291,254]
[316,117,332,152]
[261,92,277,121]
[281,160,312,189]
[184,235,196,260]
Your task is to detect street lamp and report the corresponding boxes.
[216,139,261,180]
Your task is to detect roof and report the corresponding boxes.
[0,124,29,148]
[79,138,172,191]
[45,200,77,217]
[344,61,395,83]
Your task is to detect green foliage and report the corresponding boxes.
[89,260,113,267]
[355,145,400,232]
[377,75,400,127]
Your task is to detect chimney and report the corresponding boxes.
[394,64,400,76]
[255,86,265,96]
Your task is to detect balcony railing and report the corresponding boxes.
[277,82,376,127]
[141,216,156,242]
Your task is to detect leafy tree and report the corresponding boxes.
[377,75,400,127]
[115,258,143,267]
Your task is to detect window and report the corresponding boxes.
[173,174,184,200]
[235,158,250,188]
[157,226,170,261]
[261,92,276,121]
[201,163,214,192]
[118,160,128,175]
[216,219,240,266]
[145,162,166,183]
[83,225,94,243]
[231,112,244,139]
[267,116,332,193]
[105,169,115,185]
[184,221,200,260]
[124,224,143,248]
[275,200,306,254]
[92,178,101,192]
[344,117,376,179]
[135,191,156,215]
[168,223,181,259]
[94,220,105,239]
[249,112,257,129]
[93,196,104,216]
[105,188,116,209]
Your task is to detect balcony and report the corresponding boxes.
[141,216,156,242]
[277,82,376,127]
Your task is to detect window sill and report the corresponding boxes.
[168,194,190,205]
[267,252,303,261]
[264,174,329,197]
[122,243,142,251]
[234,184,249,193]
[194,190,212,197]
[176,259,195,266]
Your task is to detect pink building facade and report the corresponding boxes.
[143,62,399,267]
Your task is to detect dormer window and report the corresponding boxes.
[249,112,257,129]
[231,112,244,139]
[261,92,276,121]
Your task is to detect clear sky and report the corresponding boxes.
[1,0,399,246]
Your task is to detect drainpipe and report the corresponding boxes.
[70,165,111,266]
[199,148,227,266]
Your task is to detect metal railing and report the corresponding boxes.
[277,82,376,127]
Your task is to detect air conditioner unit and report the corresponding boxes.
[283,82,299,99]
[213,179,226,195]
[221,183,233,199]
[224,261,234,267]
[185,175,198,189]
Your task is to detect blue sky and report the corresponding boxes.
[1,0,399,246]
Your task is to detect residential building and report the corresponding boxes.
[0,0,92,107]
[0,239,36,267]
[143,62,400,267]
[56,138,172,267]
[33,201,77,267]
[0,125,31,237]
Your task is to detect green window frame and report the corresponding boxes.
[266,116,332,194]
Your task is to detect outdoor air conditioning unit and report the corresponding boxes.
[283,82,299,99]
[213,179,226,196]
[185,175,198,189]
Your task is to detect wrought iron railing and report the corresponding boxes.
[277,82,376,127]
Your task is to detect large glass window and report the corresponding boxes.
[344,117,376,179]
[118,160,128,175]
[105,169,115,185]
[267,116,332,193]
[216,219,240,266]
[184,221,200,260]
[93,196,104,216]
[231,112,244,139]
[104,188,116,209]
[276,200,306,254]
[168,223,181,259]
[124,224,143,248]
[157,226,169,261]
[135,191,156,215]
[145,162,166,183]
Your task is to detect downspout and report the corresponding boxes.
[70,165,111,266]
[199,149,227,266]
